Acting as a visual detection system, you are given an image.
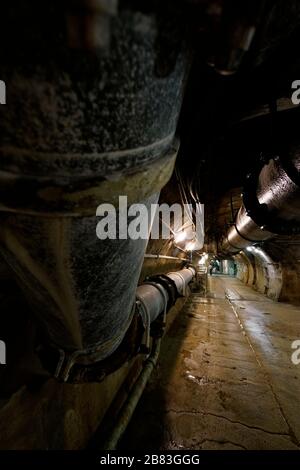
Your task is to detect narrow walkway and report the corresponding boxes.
[120,276,300,450]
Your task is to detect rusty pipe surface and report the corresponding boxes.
[0,2,191,379]
[221,153,300,255]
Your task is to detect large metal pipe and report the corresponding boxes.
[167,267,196,295]
[136,266,196,325]
[221,154,300,255]
[0,2,191,381]
[102,265,196,450]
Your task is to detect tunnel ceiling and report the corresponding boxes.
[1,0,300,253]
[172,0,300,251]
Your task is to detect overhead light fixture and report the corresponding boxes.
[198,253,208,264]
[174,231,187,244]
[186,241,196,251]
[198,254,208,264]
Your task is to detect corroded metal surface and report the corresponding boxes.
[0,4,189,176]
[0,147,177,215]
[0,3,190,374]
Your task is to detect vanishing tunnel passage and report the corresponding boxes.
[120,276,300,450]
[0,0,300,460]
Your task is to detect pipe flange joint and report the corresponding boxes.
[144,274,178,311]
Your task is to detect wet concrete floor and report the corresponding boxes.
[120,276,300,450]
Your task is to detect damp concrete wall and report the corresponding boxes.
[235,242,300,306]
[235,250,282,301]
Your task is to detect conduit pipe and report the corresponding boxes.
[102,265,196,450]
[0,2,191,382]
[61,265,196,383]
[221,153,300,255]
[103,337,161,451]
[136,266,196,325]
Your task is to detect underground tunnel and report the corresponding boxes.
[0,0,300,460]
